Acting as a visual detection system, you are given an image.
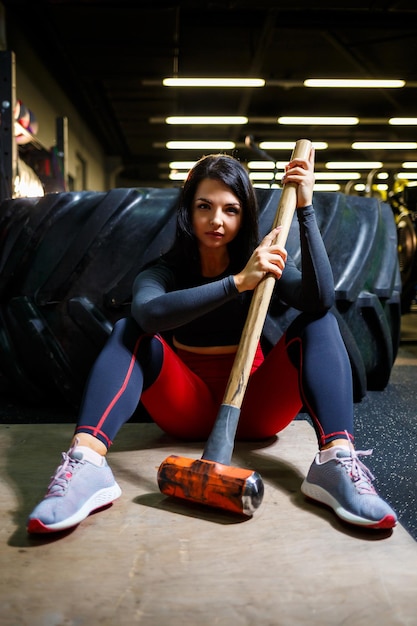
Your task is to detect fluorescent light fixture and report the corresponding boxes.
[252,183,280,189]
[352,141,417,149]
[259,141,301,150]
[247,161,287,170]
[247,161,276,169]
[249,172,274,180]
[314,172,361,180]
[377,172,389,179]
[397,172,417,179]
[389,118,417,125]
[259,141,327,150]
[166,141,236,149]
[402,162,417,168]
[304,79,405,88]
[166,116,248,124]
[169,171,189,181]
[163,78,265,87]
[169,161,197,169]
[313,183,341,191]
[326,161,383,169]
[278,116,359,125]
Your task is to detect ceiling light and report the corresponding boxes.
[312,183,341,191]
[314,172,361,180]
[389,118,417,125]
[163,78,265,87]
[169,161,197,169]
[166,116,248,124]
[402,162,417,168]
[249,172,274,180]
[169,171,189,181]
[352,142,417,149]
[304,79,405,88]
[247,161,276,169]
[278,116,359,125]
[397,172,417,179]
[326,161,383,169]
[259,141,327,150]
[166,141,236,149]
[247,161,287,169]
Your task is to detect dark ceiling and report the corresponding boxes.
[3,0,417,188]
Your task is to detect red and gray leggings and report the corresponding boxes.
[75,311,354,449]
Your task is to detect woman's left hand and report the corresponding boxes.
[281,146,315,208]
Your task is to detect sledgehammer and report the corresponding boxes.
[157,139,313,516]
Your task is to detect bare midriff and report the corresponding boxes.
[173,336,239,355]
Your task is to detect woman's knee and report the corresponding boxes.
[285,311,342,367]
[287,310,337,341]
[110,316,145,350]
[111,317,134,340]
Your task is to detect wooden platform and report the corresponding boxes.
[1,420,416,626]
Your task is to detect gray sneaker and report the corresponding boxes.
[27,442,122,533]
[301,446,397,529]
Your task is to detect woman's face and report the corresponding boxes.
[191,178,242,251]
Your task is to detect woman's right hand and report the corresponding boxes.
[233,227,288,292]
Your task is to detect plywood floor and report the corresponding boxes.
[1,420,416,626]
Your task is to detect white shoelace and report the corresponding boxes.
[45,442,83,498]
[340,440,377,495]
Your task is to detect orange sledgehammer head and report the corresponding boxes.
[157,454,264,517]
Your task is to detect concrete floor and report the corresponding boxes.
[1,315,417,625]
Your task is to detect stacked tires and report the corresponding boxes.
[0,187,401,410]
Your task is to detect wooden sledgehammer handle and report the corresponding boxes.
[224,138,312,408]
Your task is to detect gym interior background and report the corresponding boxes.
[1,4,417,623]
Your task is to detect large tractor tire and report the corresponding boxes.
[0,188,401,410]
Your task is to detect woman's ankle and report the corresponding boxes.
[71,433,107,456]
[321,437,351,451]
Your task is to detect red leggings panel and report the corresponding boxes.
[240,336,302,438]
[141,334,301,440]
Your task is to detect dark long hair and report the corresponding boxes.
[166,154,260,273]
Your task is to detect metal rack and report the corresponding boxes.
[0,50,68,202]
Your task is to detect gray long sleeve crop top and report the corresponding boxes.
[131,206,335,347]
